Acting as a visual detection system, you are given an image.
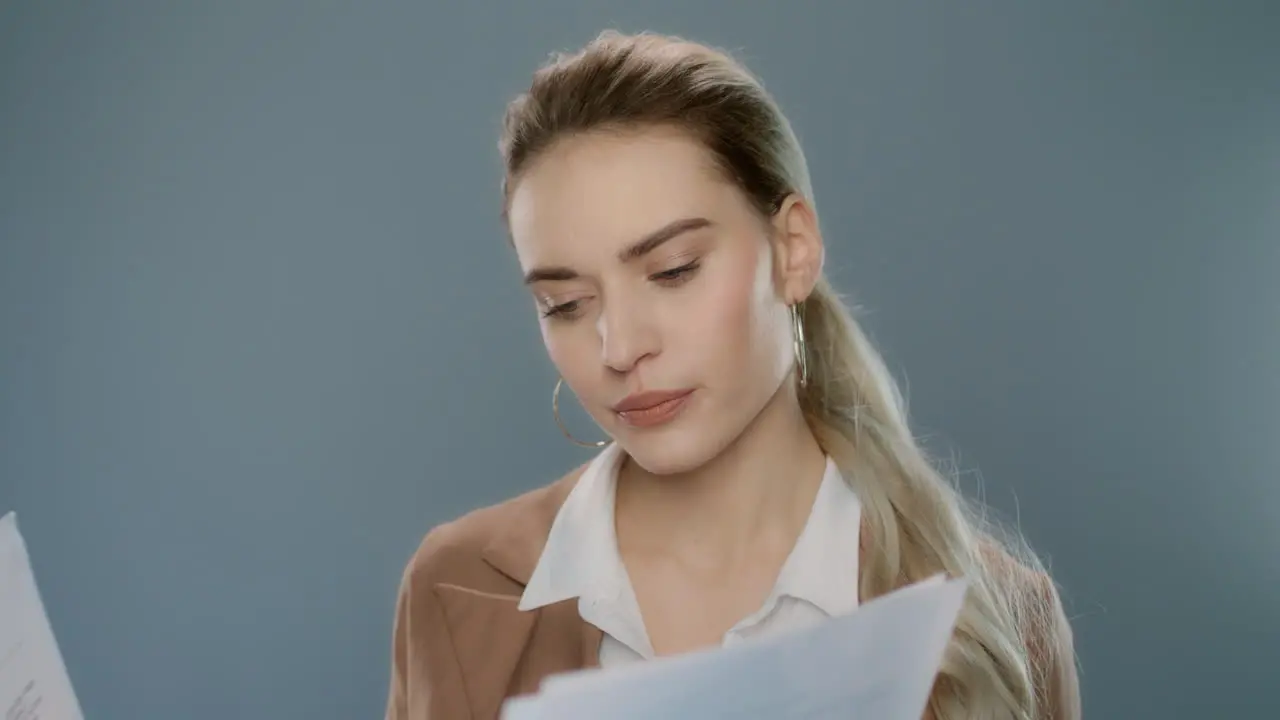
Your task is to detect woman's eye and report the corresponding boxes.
[541,299,583,319]
[650,260,700,285]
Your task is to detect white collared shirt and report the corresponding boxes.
[518,443,863,666]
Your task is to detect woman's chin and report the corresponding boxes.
[617,427,726,477]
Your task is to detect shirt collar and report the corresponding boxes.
[517,446,862,617]
[769,457,862,617]
[518,443,627,611]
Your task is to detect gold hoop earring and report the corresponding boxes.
[790,303,809,389]
[552,378,609,448]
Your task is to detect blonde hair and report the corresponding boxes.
[500,30,1068,719]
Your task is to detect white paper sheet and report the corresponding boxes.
[0,512,84,720]
[502,574,966,720]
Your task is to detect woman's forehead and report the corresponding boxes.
[508,131,743,263]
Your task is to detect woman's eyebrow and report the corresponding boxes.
[616,216,713,263]
[523,265,579,285]
[523,216,713,285]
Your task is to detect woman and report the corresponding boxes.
[385,30,1079,720]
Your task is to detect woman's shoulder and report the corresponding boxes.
[978,539,1082,719]
[976,539,1072,647]
[397,461,590,596]
[977,540,1057,602]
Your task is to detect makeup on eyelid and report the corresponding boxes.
[534,255,705,319]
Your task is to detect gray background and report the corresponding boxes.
[2,1,1277,717]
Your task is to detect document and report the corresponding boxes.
[0,512,84,720]
[502,575,966,720]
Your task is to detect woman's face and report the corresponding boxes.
[507,126,821,474]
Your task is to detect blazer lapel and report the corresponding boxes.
[433,583,603,719]
[434,583,537,719]
[432,466,595,718]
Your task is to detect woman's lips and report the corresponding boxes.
[612,389,695,428]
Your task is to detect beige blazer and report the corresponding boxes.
[384,464,1081,720]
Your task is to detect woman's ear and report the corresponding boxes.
[769,194,825,304]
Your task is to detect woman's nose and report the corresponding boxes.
[597,301,659,374]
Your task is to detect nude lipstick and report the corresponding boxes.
[612,389,695,428]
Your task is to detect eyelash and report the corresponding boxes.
[540,261,702,319]
[541,301,579,319]
[650,260,701,286]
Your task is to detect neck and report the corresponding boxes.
[615,384,827,568]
